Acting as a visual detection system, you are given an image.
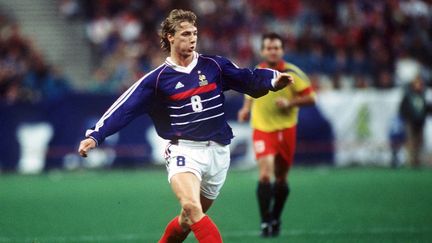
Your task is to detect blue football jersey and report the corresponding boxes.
[86,52,279,145]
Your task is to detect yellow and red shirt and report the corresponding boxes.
[247,61,314,132]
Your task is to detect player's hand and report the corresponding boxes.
[237,108,250,122]
[275,97,291,111]
[78,138,97,157]
[274,73,294,90]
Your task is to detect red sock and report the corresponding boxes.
[159,216,191,243]
[191,215,222,243]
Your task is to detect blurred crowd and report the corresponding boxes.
[62,0,431,94]
[285,0,432,90]
[1,0,431,100]
[0,14,70,104]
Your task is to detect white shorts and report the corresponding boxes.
[165,139,230,200]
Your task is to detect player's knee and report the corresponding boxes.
[180,200,203,223]
[181,200,201,214]
[258,157,274,183]
[259,173,272,183]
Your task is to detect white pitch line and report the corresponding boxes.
[0,227,430,242]
[223,227,431,238]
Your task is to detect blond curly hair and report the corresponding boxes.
[159,9,197,52]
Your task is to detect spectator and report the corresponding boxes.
[399,76,429,167]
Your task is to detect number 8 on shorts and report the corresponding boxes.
[177,156,186,166]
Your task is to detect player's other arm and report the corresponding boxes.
[275,89,316,111]
[78,79,154,157]
[215,56,293,98]
[238,96,253,122]
[276,69,316,111]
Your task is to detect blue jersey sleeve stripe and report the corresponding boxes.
[155,65,168,95]
[256,68,280,88]
[95,81,140,126]
[96,64,164,125]
[87,64,163,135]
[92,81,143,133]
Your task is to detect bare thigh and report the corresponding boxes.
[258,154,275,183]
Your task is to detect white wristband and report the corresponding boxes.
[271,71,281,88]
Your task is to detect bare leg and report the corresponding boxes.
[178,194,214,230]
[201,195,214,213]
[258,155,275,183]
[170,172,205,227]
[160,172,221,243]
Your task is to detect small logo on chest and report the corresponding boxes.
[197,70,208,86]
[175,81,185,89]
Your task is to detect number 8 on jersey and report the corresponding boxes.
[191,95,203,112]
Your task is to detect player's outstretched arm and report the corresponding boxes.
[78,138,96,157]
[214,56,293,98]
[80,75,155,157]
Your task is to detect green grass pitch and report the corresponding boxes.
[1,167,431,242]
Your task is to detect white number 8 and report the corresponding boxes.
[191,95,203,112]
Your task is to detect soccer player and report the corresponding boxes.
[78,10,293,243]
[238,33,315,237]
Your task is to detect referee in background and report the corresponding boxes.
[238,33,316,237]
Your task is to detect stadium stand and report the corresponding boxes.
[79,0,431,93]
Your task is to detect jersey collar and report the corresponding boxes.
[165,52,199,74]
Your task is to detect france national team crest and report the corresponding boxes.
[197,70,208,86]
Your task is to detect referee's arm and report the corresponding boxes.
[238,96,253,122]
